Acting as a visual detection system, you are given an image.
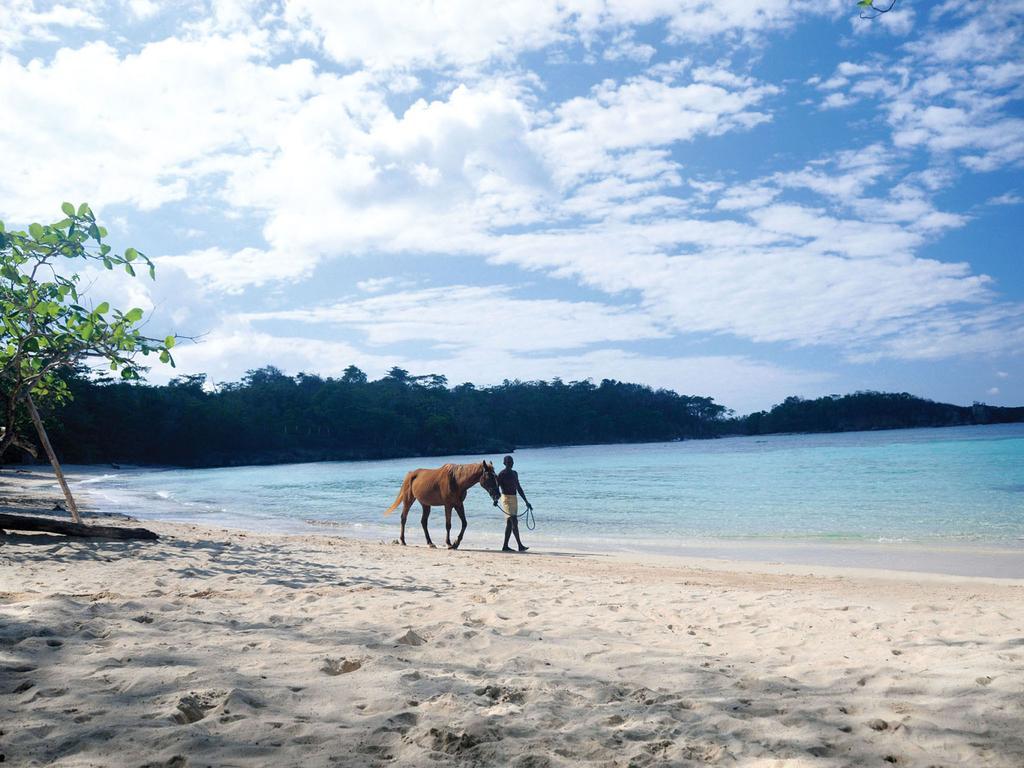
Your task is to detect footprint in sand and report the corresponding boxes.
[475,684,526,705]
[396,629,427,646]
[172,690,224,724]
[375,711,419,736]
[321,657,362,675]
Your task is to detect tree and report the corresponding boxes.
[341,365,368,385]
[0,202,177,521]
[384,366,410,384]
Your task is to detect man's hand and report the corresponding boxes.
[526,502,533,512]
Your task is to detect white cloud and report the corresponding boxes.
[0,1,104,51]
[602,30,655,63]
[158,246,318,293]
[536,73,778,187]
[815,4,1024,172]
[282,0,846,71]
[489,214,997,358]
[125,0,159,21]
[715,184,779,211]
[987,192,1023,206]
[356,277,398,293]
[242,285,670,352]
[820,92,856,110]
[0,34,323,222]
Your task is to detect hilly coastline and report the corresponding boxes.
[12,366,1022,468]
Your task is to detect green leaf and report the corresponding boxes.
[88,223,101,241]
[148,264,156,280]
[95,301,110,315]
[165,335,176,349]
[77,202,90,218]
[159,350,170,364]
[125,307,144,323]
[29,223,44,240]
[125,247,138,261]
[1,265,20,282]
[102,257,113,270]
[125,263,135,277]
[61,202,75,216]
[121,367,135,380]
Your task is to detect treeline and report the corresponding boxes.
[39,366,728,467]
[740,392,1024,435]
[19,368,1024,468]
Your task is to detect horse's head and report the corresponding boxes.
[479,460,501,505]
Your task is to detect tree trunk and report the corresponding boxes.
[0,512,157,540]
[25,393,81,524]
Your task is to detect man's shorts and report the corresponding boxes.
[501,494,518,518]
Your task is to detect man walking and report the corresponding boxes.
[496,455,531,552]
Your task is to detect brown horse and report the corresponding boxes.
[383,461,500,549]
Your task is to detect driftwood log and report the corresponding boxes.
[0,512,158,540]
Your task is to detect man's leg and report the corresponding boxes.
[502,515,514,551]
[511,516,528,552]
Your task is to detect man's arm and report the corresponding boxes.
[516,473,532,510]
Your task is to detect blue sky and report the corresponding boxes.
[1,0,1022,413]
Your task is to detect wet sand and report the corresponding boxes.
[2,469,1023,767]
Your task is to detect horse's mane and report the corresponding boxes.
[443,462,485,487]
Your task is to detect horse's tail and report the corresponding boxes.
[383,472,414,517]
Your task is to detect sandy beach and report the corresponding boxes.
[2,470,1023,767]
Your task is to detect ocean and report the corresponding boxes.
[70,423,1024,577]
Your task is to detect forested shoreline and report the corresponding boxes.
[4,365,1015,468]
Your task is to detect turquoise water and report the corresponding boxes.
[73,424,1024,568]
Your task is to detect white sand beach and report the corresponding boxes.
[2,470,1023,767]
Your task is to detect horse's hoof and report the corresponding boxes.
[451,542,461,550]
[428,543,436,549]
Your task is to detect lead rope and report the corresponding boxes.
[493,498,537,530]
[519,505,536,531]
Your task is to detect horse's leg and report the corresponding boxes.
[444,505,454,548]
[420,503,435,548]
[452,503,468,550]
[399,498,414,546]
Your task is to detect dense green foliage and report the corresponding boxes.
[40,366,727,466]
[22,368,1022,468]
[0,204,175,457]
[741,392,1024,435]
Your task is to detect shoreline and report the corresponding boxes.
[60,463,1024,581]
[4,466,1023,582]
